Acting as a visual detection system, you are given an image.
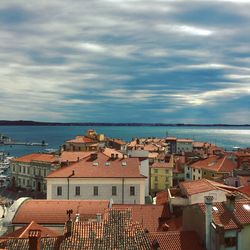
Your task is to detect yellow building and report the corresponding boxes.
[150,156,173,195]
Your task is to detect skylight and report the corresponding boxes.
[121,162,127,166]
[105,162,110,166]
[212,206,218,212]
[93,162,99,166]
[243,204,250,211]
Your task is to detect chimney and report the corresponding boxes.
[96,213,102,222]
[115,153,119,159]
[225,193,236,212]
[29,229,41,250]
[90,153,98,160]
[152,239,160,250]
[111,153,115,160]
[77,157,80,162]
[205,196,214,250]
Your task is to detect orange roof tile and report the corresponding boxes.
[149,231,203,250]
[191,155,237,172]
[179,179,236,196]
[12,200,109,224]
[47,152,145,179]
[238,185,250,197]
[59,151,92,162]
[12,153,57,163]
[113,204,170,232]
[156,191,169,205]
[3,221,59,238]
[66,136,95,144]
[102,148,123,158]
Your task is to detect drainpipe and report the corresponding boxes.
[122,177,124,204]
[205,196,214,250]
[67,170,75,200]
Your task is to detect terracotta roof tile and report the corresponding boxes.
[59,151,92,162]
[12,153,57,163]
[179,179,236,196]
[66,136,95,144]
[47,152,145,178]
[113,204,170,232]
[3,221,59,238]
[12,200,109,224]
[191,155,237,172]
[151,162,172,169]
[198,199,250,230]
[238,185,250,197]
[149,231,203,250]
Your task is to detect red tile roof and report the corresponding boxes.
[3,221,59,238]
[191,155,237,172]
[59,151,92,162]
[238,185,250,197]
[149,231,203,250]
[12,200,109,224]
[113,204,170,232]
[156,191,169,205]
[12,153,57,163]
[102,148,123,158]
[198,199,250,229]
[66,136,95,144]
[238,175,250,186]
[179,179,236,196]
[47,152,145,179]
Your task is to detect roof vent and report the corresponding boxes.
[121,162,127,167]
[93,162,99,166]
[243,204,250,211]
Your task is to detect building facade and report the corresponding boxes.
[10,154,60,193]
[46,152,146,204]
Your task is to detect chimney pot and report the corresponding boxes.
[29,230,41,250]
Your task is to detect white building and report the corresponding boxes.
[46,152,146,204]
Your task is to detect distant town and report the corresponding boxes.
[0,129,249,249]
[0,120,249,127]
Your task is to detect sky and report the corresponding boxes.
[1,0,250,124]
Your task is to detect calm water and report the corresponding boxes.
[0,126,250,157]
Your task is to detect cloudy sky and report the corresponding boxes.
[1,0,250,124]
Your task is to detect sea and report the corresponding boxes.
[0,125,250,157]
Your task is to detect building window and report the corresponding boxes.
[193,176,195,180]
[165,169,169,174]
[225,237,237,247]
[93,186,98,196]
[204,171,206,175]
[44,184,46,191]
[75,186,80,196]
[13,165,15,172]
[154,169,158,173]
[33,169,36,175]
[27,180,30,186]
[155,176,158,181]
[44,169,47,177]
[186,173,190,179]
[154,183,158,190]
[33,181,35,188]
[23,166,26,174]
[198,169,201,174]
[38,169,41,176]
[27,168,30,175]
[57,186,62,196]
[112,186,117,196]
[130,186,135,196]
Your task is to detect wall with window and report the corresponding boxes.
[47,178,145,204]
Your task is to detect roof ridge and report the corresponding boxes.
[19,221,36,238]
